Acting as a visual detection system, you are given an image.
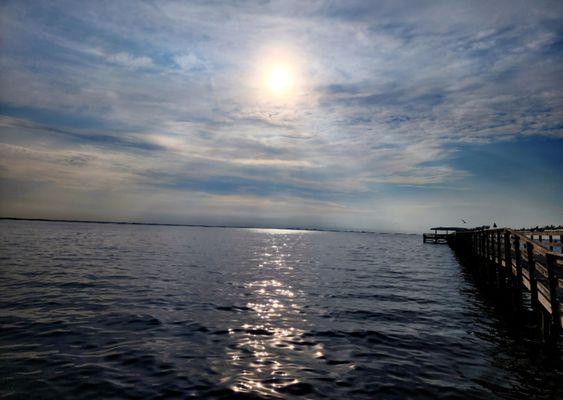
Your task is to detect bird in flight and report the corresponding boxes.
[461,219,467,224]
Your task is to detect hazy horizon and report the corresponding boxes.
[1,1,562,232]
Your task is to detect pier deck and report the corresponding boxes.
[447,228,563,340]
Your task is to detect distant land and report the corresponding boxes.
[0,217,413,236]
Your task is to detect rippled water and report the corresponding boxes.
[0,220,561,399]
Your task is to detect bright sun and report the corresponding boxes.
[254,45,303,101]
[267,65,292,94]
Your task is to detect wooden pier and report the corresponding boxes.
[447,228,563,340]
[423,227,467,244]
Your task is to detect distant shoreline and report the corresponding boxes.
[0,217,412,235]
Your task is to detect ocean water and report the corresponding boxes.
[0,220,561,399]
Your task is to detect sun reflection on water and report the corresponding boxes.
[223,233,319,397]
[248,228,315,235]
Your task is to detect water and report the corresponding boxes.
[0,220,561,399]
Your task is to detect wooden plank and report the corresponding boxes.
[537,281,551,301]
[536,242,562,248]
[538,291,553,314]
[507,229,555,256]
[467,229,563,238]
[522,231,563,236]
[535,263,548,278]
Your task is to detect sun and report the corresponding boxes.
[267,65,292,94]
[253,45,303,101]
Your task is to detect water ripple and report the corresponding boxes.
[0,221,561,399]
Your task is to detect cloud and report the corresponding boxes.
[174,52,208,72]
[0,0,562,230]
[106,52,154,69]
[0,116,164,151]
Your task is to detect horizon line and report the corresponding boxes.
[0,216,419,235]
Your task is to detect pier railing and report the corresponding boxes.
[448,228,563,338]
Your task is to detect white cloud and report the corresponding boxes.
[106,52,153,69]
[0,0,562,229]
[174,52,207,72]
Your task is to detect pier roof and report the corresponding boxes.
[430,227,467,232]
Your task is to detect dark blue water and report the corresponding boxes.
[0,220,561,399]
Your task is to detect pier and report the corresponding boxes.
[446,228,563,340]
[423,227,467,244]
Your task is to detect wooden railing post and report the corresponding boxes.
[485,232,492,283]
[526,242,538,310]
[546,254,560,333]
[484,231,487,258]
[493,232,498,280]
[497,230,505,288]
[504,231,512,287]
[483,231,487,259]
[512,236,523,309]
[492,232,495,259]
[496,231,502,266]
[514,236,522,290]
[493,232,498,265]
[486,231,490,261]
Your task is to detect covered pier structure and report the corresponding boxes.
[423,227,467,244]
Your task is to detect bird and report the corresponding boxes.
[461,219,467,224]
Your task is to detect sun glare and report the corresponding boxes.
[267,65,292,94]
[253,45,304,101]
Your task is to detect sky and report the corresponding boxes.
[0,0,562,233]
